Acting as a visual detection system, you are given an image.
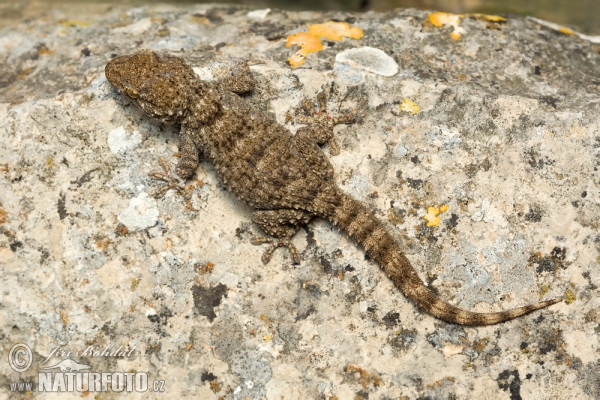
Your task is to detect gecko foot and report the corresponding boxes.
[250,236,301,264]
[148,157,192,199]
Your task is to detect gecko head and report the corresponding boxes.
[105,50,197,124]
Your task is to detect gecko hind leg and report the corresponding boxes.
[250,209,313,264]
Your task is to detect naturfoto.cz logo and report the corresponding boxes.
[7,343,165,393]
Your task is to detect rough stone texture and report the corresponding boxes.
[1,4,599,399]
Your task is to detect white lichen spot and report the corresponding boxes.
[118,193,159,230]
[335,46,398,77]
[107,126,142,154]
[247,8,270,19]
[112,18,153,35]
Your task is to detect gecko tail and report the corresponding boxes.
[329,192,561,326]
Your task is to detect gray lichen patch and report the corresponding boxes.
[1,4,598,399]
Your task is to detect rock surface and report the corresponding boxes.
[1,4,599,399]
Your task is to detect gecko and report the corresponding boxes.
[105,50,562,325]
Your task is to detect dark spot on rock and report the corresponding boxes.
[192,283,228,322]
[81,48,91,57]
[382,312,400,329]
[534,65,541,75]
[366,306,376,313]
[407,177,423,190]
[445,213,459,229]
[529,248,567,273]
[201,371,217,382]
[390,328,418,352]
[539,96,558,109]
[319,256,332,274]
[524,204,543,222]
[520,341,528,350]
[526,373,532,379]
[550,246,566,261]
[295,281,321,321]
[147,314,160,323]
[345,265,355,272]
[497,369,522,400]
[57,192,67,220]
[581,191,587,198]
[10,241,23,252]
[410,155,420,164]
[356,391,369,399]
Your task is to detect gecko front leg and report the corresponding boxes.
[149,127,200,199]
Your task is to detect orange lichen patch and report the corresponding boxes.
[558,26,575,35]
[116,224,128,236]
[424,204,448,227]
[17,67,33,80]
[346,365,382,389]
[0,208,6,224]
[209,380,221,393]
[400,98,421,114]
[164,237,174,249]
[1,163,7,172]
[428,12,464,40]
[286,21,363,67]
[195,261,214,274]
[60,311,69,325]
[286,32,324,67]
[94,238,110,251]
[429,12,461,27]
[307,21,363,41]
[38,46,54,56]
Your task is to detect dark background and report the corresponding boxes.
[1,0,598,34]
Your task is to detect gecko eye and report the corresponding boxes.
[122,83,140,99]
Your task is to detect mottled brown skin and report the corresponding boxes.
[105,50,562,325]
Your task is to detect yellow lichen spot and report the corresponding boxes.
[424,207,441,227]
[424,204,448,227]
[46,157,54,167]
[263,334,270,341]
[558,26,575,35]
[131,278,141,291]
[450,31,461,40]
[465,13,507,22]
[59,19,91,27]
[564,288,576,305]
[400,99,420,114]
[307,21,363,41]
[429,12,461,27]
[39,46,54,56]
[482,15,506,22]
